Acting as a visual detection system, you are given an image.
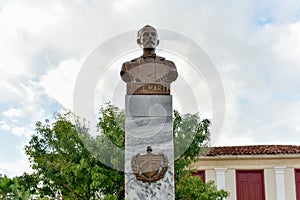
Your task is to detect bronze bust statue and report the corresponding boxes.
[120,25,178,95]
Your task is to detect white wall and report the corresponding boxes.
[194,156,300,200]
[285,168,296,200]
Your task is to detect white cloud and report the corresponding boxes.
[217,134,255,146]
[273,22,300,63]
[0,1,300,173]
[112,0,141,14]
[0,158,32,177]
[11,126,32,137]
[0,1,63,38]
[0,73,36,105]
[206,18,300,145]
[0,121,11,131]
[2,108,23,118]
[0,1,64,75]
[33,1,300,147]
[0,121,33,137]
[40,58,83,109]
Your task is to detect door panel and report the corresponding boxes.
[236,170,265,200]
[296,169,300,200]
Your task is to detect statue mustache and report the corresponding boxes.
[146,40,155,44]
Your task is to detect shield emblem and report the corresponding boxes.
[131,146,168,184]
[138,153,161,178]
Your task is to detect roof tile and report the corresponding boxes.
[204,145,300,156]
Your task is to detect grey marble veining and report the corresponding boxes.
[125,95,175,200]
[125,169,174,200]
[125,95,172,117]
[126,117,172,141]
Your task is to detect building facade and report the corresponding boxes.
[193,145,300,200]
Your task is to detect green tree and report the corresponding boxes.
[23,103,228,199]
[7,174,33,200]
[0,174,14,199]
[176,176,228,200]
[25,111,124,199]
[173,110,210,181]
[173,110,228,199]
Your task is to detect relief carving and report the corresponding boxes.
[131,146,168,184]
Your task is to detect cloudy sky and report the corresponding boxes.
[1,0,300,176]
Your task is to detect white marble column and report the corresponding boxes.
[274,166,286,200]
[215,168,227,190]
[125,95,175,200]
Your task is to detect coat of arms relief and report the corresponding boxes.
[131,146,168,184]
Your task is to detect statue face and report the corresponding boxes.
[138,26,159,49]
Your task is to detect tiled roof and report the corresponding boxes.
[204,145,300,156]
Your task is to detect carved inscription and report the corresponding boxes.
[127,83,170,95]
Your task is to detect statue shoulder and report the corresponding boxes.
[156,56,176,68]
[122,57,141,68]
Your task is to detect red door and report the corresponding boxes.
[296,169,300,200]
[236,170,265,200]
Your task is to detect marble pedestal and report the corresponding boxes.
[125,95,175,200]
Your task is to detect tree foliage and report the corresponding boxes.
[0,174,14,199]
[24,111,124,199]
[2,103,228,199]
[0,174,33,199]
[176,176,228,200]
[173,110,210,181]
[173,110,228,199]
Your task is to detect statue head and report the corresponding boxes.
[137,25,159,49]
[147,146,153,152]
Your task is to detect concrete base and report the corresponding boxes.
[125,95,175,200]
